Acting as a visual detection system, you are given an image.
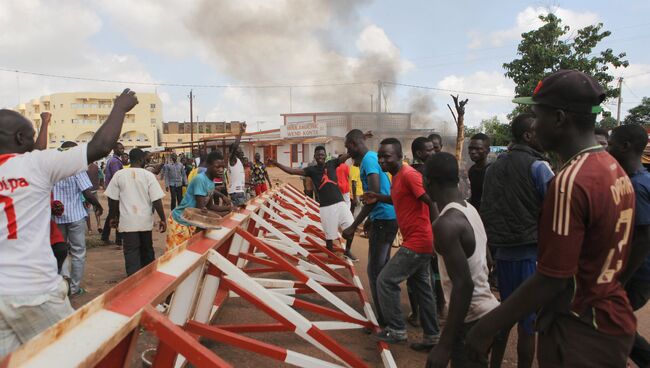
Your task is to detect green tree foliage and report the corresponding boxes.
[464,125,480,138]
[504,13,628,116]
[480,116,511,146]
[623,97,650,126]
[597,112,618,130]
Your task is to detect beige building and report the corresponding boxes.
[161,121,244,145]
[16,92,163,149]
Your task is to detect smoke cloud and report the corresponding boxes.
[187,0,411,112]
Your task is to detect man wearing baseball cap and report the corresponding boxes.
[465,70,636,367]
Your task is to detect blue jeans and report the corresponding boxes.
[230,192,246,206]
[377,247,440,336]
[58,219,87,294]
[367,219,397,326]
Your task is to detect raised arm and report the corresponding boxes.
[229,122,247,166]
[34,112,51,150]
[269,158,305,176]
[427,217,474,368]
[87,89,138,163]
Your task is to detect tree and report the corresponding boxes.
[464,125,480,138]
[448,95,469,162]
[479,116,510,146]
[504,13,628,116]
[623,97,650,126]
[597,112,618,130]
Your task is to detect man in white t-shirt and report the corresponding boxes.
[227,122,247,206]
[0,89,138,357]
[105,148,166,276]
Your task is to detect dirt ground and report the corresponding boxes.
[70,167,650,367]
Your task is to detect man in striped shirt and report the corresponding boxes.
[53,141,103,296]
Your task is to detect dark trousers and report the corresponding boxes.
[367,219,398,326]
[122,231,155,276]
[101,216,122,244]
[451,320,488,368]
[169,186,183,210]
[626,278,650,367]
[537,313,633,368]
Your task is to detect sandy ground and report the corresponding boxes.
[69,167,650,367]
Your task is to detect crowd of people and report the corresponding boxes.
[1,70,650,368]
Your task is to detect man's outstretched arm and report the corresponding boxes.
[269,158,305,176]
[342,173,380,239]
[466,272,569,355]
[87,89,138,163]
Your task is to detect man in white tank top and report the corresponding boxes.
[423,152,502,368]
[227,123,247,206]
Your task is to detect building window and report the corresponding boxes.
[150,103,156,111]
[151,118,156,124]
[60,104,63,108]
[177,138,183,143]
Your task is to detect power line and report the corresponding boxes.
[384,81,513,98]
[0,67,372,89]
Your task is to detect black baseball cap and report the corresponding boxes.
[513,69,605,114]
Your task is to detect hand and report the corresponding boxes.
[40,112,51,125]
[465,322,493,360]
[362,192,379,205]
[342,226,356,240]
[95,206,104,218]
[114,88,139,112]
[240,122,247,134]
[109,218,119,229]
[426,345,451,368]
[158,220,167,233]
[222,196,232,206]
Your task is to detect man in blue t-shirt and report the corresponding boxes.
[343,129,397,326]
[165,151,233,251]
[608,123,650,367]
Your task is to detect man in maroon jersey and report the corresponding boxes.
[466,70,636,367]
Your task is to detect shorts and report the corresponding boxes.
[230,192,246,206]
[0,279,74,356]
[165,216,196,252]
[319,201,354,240]
[496,258,537,335]
[342,192,351,207]
[537,312,633,368]
[254,183,268,196]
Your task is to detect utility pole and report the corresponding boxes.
[289,87,293,113]
[616,77,623,126]
[377,80,382,114]
[370,94,374,112]
[189,90,194,155]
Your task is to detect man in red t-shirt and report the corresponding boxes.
[364,138,440,349]
[466,70,636,367]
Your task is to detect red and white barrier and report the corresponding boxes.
[0,184,396,368]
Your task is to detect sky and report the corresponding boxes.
[1,0,649,132]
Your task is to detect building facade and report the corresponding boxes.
[16,92,163,149]
[161,121,244,145]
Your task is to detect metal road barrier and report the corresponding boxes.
[1,184,396,368]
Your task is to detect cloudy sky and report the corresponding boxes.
[1,0,648,131]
